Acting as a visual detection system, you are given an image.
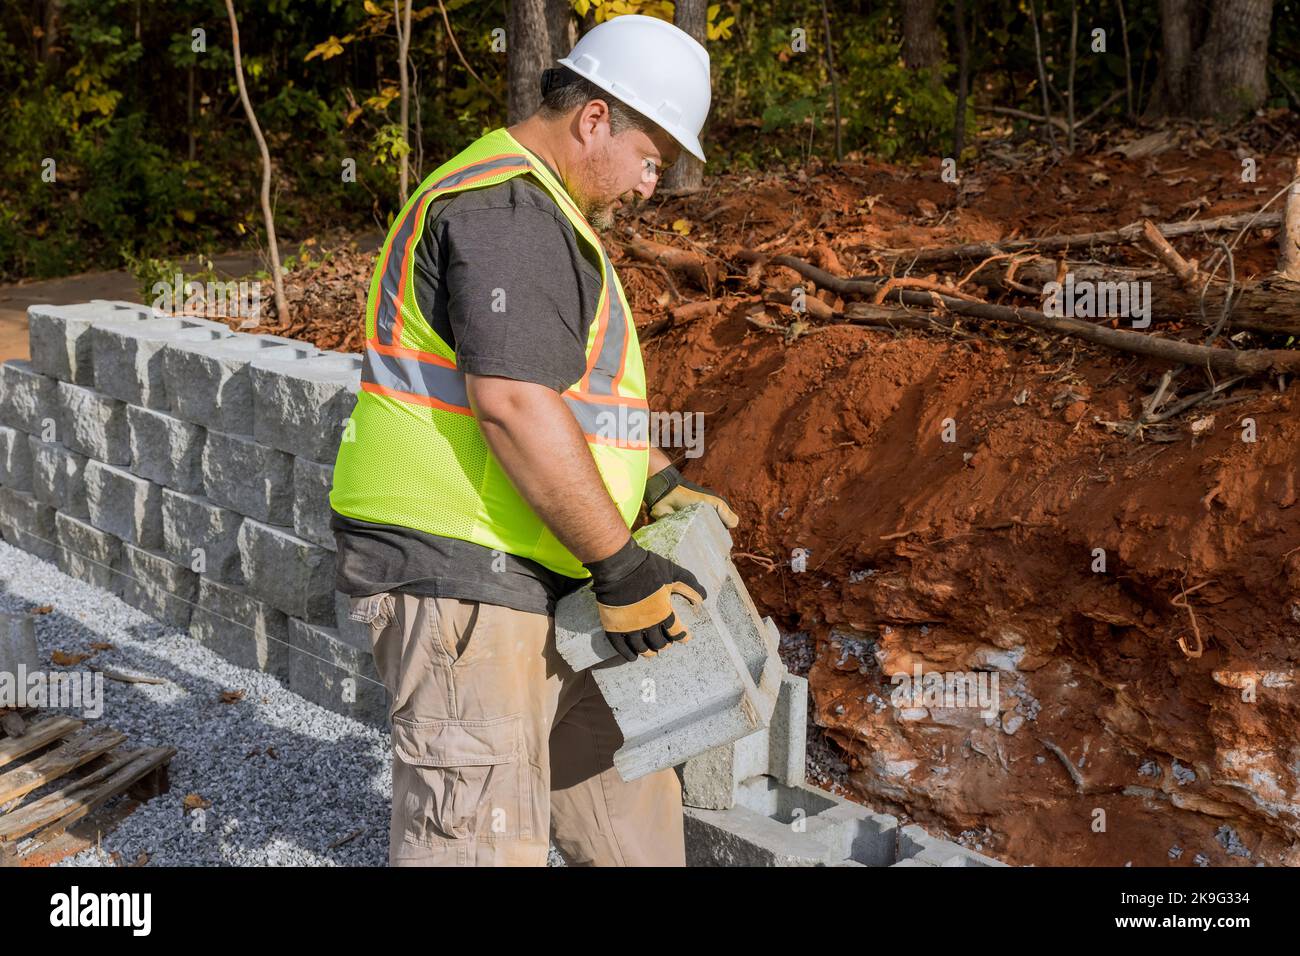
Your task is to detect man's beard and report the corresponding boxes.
[580,196,617,233]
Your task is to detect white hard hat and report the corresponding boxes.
[558,14,711,163]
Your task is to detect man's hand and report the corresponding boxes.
[643,463,739,528]
[585,537,707,662]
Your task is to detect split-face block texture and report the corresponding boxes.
[683,777,1007,867]
[555,504,784,782]
[1,301,372,726]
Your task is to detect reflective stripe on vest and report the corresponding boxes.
[360,147,647,448]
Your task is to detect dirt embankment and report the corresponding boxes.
[644,317,1299,867]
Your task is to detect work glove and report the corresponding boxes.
[643,464,740,529]
[585,537,707,663]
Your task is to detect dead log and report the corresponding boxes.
[966,258,1300,337]
[623,236,720,291]
[887,211,1284,269]
[742,251,1300,374]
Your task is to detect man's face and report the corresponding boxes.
[571,104,681,232]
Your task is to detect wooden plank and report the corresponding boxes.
[0,748,145,842]
[7,747,177,853]
[0,716,84,769]
[0,726,126,807]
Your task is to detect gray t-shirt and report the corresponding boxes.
[332,162,606,615]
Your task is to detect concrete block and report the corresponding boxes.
[681,670,808,810]
[237,519,335,624]
[897,824,1005,867]
[0,486,56,560]
[91,317,231,410]
[55,381,130,465]
[189,578,289,678]
[0,425,34,490]
[30,437,88,519]
[162,333,317,433]
[200,429,293,525]
[83,460,162,548]
[684,779,899,867]
[0,613,40,677]
[287,618,388,726]
[252,351,361,462]
[160,488,244,584]
[55,511,123,595]
[29,302,134,384]
[127,405,205,492]
[0,360,57,435]
[555,504,781,781]
[293,457,335,550]
[119,544,197,628]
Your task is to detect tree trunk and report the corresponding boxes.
[1151,0,1272,119]
[661,0,707,193]
[544,0,573,60]
[901,0,942,71]
[1191,0,1275,119]
[223,0,288,325]
[395,0,412,204]
[507,0,550,124]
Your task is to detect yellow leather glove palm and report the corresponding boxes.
[644,465,740,528]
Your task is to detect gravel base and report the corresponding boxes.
[1,538,396,866]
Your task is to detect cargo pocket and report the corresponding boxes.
[390,713,529,844]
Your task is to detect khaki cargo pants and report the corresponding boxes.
[349,591,686,866]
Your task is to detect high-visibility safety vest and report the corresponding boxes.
[330,128,650,580]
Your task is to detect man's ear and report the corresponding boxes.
[574,98,611,148]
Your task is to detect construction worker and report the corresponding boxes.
[329,14,740,867]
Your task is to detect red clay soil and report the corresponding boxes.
[270,113,1300,866]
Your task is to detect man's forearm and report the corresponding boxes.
[466,373,630,564]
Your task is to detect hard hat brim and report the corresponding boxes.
[557,55,707,164]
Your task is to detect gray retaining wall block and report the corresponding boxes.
[83,460,162,548]
[895,824,1006,867]
[252,351,361,462]
[29,437,88,519]
[681,670,808,810]
[189,578,289,678]
[159,489,244,585]
[0,486,56,560]
[292,457,335,550]
[54,511,123,594]
[555,504,783,782]
[120,543,197,628]
[237,519,335,624]
[162,333,317,434]
[127,405,205,492]
[28,301,159,386]
[684,777,901,867]
[29,302,128,384]
[0,360,57,435]
[91,317,231,410]
[56,382,130,465]
[0,425,34,490]
[287,617,388,726]
[200,429,294,525]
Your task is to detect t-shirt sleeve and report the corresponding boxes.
[440,203,592,392]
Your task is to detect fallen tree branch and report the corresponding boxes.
[1140,219,1200,291]
[887,211,1284,269]
[737,250,1300,373]
[624,235,721,291]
